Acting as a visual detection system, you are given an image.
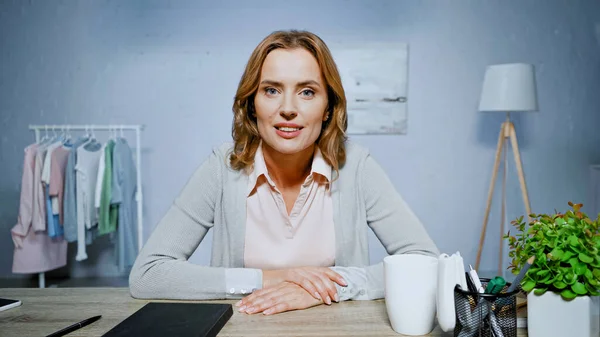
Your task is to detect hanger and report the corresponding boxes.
[81,125,99,149]
[64,125,72,144]
[58,125,70,145]
[48,126,61,145]
[37,125,50,145]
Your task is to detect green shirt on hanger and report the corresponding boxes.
[99,139,118,235]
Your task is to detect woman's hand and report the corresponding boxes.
[262,267,346,304]
[236,282,323,315]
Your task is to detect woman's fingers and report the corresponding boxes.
[290,271,322,301]
[239,283,302,314]
[236,284,281,309]
[241,283,322,315]
[262,301,293,315]
[291,269,331,304]
[307,270,338,303]
[248,267,346,305]
[324,268,348,287]
[243,294,278,314]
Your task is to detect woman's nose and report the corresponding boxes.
[279,95,298,119]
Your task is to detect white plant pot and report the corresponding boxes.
[527,291,600,337]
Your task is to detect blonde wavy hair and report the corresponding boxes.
[229,30,348,175]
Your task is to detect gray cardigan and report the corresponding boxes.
[129,141,439,301]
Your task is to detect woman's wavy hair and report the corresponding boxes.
[229,30,348,176]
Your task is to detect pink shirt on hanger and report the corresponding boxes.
[12,143,67,274]
[243,143,336,270]
[49,146,70,225]
[31,143,48,231]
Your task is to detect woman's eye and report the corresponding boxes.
[301,89,315,97]
[265,87,278,95]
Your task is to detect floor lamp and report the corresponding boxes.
[474,63,538,275]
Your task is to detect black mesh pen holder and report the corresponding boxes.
[453,278,518,337]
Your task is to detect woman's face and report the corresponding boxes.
[254,48,328,157]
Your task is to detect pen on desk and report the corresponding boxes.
[506,256,535,293]
[46,315,101,337]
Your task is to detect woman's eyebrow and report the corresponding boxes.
[297,80,321,88]
[260,80,282,87]
[259,79,322,88]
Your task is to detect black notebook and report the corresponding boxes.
[102,302,233,337]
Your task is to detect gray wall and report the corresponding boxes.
[1,0,599,279]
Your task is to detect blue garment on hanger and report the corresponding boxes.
[46,188,62,238]
[111,137,138,273]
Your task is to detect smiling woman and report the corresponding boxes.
[128,30,439,316]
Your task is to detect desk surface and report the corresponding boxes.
[0,287,528,336]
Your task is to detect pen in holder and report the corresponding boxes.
[454,278,518,337]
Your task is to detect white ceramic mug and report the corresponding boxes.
[384,254,439,335]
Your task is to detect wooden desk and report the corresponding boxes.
[0,288,528,336]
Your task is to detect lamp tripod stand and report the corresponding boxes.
[475,113,532,275]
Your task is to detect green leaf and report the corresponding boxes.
[550,248,564,260]
[553,280,568,289]
[536,269,550,276]
[534,288,547,295]
[561,289,577,300]
[556,218,566,226]
[565,271,578,285]
[522,280,536,292]
[585,269,595,281]
[579,253,594,263]
[575,263,587,275]
[593,269,600,280]
[561,251,575,262]
[569,235,579,246]
[572,282,588,295]
[540,273,552,284]
[542,275,557,285]
[586,283,600,296]
[569,257,580,268]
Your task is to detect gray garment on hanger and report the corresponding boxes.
[111,137,138,273]
[62,136,89,242]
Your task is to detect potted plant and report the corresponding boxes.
[505,202,600,337]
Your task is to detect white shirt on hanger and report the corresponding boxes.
[41,141,62,184]
[94,142,107,210]
[74,142,102,262]
[41,141,64,215]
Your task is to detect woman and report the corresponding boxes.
[129,30,439,316]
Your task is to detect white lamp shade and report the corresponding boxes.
[478,63,538,112]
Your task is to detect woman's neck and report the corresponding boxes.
[262,143,314,189]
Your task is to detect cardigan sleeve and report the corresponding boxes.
[330,155,440,301]
[128,147,262,300]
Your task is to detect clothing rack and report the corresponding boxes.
[28,124,144,288]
